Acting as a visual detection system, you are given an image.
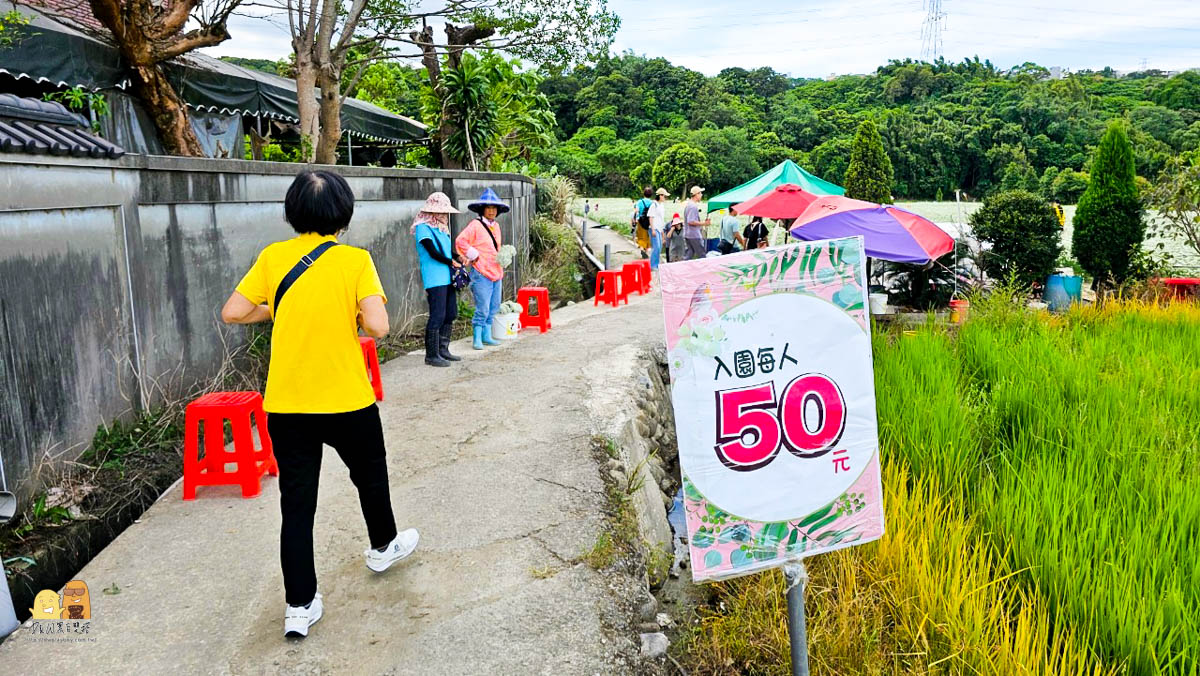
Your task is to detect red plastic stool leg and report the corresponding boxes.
[182,407,200,501]
[254,406,277,476]
[230,415,263,498]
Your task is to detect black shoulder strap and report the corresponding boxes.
[473,218,499,251]
[273,241,339,314]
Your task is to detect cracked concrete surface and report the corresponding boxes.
[0,288,665,675]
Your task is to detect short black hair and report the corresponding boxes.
[284,170,355,236]
[643,186,654,198]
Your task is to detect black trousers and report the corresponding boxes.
[426,284,457,332]
[267,404,397,606]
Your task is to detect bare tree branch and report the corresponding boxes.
[333,0,368,55]
[154,0,197,38]
[152,26,231,62]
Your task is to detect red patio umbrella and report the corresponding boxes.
[730,183,820,219]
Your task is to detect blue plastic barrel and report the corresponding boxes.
[1063,275,1082,301]
[1044,274,1079,311]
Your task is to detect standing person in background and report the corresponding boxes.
[411,192,464,368]
[683,185,711,261]
[666,213,686,263]
[456,188,508,350]
[717,207,745,255]
[220,170,419,639]
[648,188,668,270]
[743,216,770,250]
[634,187,654,258]
[583,200,590,222]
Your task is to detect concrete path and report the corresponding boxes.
[0,291,666,675]
[572,214,643,271]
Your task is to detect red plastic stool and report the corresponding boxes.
[359,336,384,401]
[517,286,552,333]
[621,263,646,297]
[634,260,652,292]
[594,269,627,307]
[183,391,277,500]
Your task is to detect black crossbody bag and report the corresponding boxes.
[273,241,339,313]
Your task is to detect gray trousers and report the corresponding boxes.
[685,238,706,260]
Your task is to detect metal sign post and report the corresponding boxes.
[603,244,611,270]
[784,562,810,676]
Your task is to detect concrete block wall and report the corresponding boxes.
[0,154,535,500]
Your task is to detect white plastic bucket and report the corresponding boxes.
[868,293,889,314]
[0,558,18,639]
[492,313,521,339]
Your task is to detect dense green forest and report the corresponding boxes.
[534,55,1200,201]
[222,53,1200,203]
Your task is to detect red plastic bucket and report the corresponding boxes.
[949,299,969,324]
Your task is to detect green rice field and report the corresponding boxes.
[684,297,1200,675]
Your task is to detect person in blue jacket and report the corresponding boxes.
[412,192,465,367]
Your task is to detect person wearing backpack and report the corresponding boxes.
[634,186,654,257]
[220,170,419,639]
[456,188,509,350]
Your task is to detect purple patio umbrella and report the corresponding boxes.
[789,196,954,264]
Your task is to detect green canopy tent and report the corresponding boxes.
[706,159,844,211]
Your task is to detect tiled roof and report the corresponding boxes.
[0,94,125,158]
[18,0,105,34]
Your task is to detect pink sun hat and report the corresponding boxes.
[419,192,460,214]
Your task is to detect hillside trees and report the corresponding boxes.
[532,53,1189,202]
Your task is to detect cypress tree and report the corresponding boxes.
[1072,121,1144,287]
[843,119,894,204]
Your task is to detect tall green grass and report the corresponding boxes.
[878,299,1200,674]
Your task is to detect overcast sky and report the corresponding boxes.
[204,0,1200,76]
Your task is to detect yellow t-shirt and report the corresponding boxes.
[235,233,386,413]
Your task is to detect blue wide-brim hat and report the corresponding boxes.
[468,188,510,215]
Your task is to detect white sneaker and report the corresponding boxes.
[284,592,323,638]
[364,529,420,572]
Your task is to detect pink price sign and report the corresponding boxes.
[660,237,885,582]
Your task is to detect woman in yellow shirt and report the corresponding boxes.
[220,170,418,639]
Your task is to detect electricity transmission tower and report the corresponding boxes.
[921,0,945,62]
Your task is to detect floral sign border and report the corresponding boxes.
[661,237,886,582]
